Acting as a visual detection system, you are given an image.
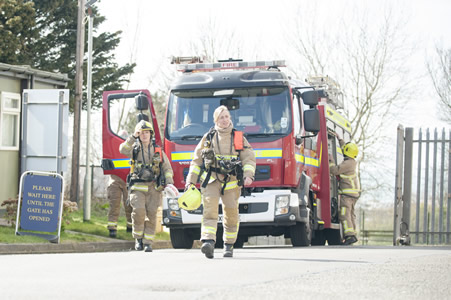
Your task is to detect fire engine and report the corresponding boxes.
[161,58,352,248]
[101,58,352,248]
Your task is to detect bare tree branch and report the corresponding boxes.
[287,2,413,198]
[427,45,451,124]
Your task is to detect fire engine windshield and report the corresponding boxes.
[166,87,291,141]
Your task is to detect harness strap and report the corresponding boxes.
[220,176,230,195]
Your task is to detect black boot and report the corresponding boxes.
[135,238,143,251]
[109,229,117,238]
[201,240,215,259]
[343,235,358,245]
[223,243,234,258]
[143,244,153,252]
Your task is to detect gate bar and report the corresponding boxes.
[415,129,422,243]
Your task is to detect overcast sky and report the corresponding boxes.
[96,0,450,129]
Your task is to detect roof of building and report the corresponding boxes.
[0,62,70,85]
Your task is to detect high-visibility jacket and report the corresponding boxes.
[119,135,174,188]
[329,157,360,198]
[186,124,256,189]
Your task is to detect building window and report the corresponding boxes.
[0,92,21,150]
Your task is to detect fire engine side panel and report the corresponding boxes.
[316,105,333,228]
[102,89,161,182]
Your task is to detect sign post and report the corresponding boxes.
[15,171,65,243]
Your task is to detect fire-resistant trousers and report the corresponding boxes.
[107,175,132,230]
[129,182,162,245]
[201,180,241,245]
[339,195,359,237]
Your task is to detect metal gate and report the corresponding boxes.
[394,125,450,245]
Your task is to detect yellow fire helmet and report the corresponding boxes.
[135,120,154,134]
[343,142,358,159]
[178,184,201,211]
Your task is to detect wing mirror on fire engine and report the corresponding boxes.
[301,90,319,106]
[220,98,240,110]
[295,108,320,145]
[101,158,115,170]
[135,92,149,111]
[304,109,320,133]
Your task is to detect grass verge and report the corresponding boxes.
[0,207,169,244]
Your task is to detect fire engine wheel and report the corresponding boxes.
[170,229,194,249]
[311,230,326,246]
[325,229,342,245]
[234,236,246,248]
[290,222,312,247]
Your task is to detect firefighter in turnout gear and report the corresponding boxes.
[185,106,256,259]
[107,175,133,237]
[119,120,178,252]
[329,134,360,245]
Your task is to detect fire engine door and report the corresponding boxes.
[102,90,161,182]
[327,131,340,224]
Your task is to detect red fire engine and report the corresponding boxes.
[101,59,352,248]
[161,58,351,248]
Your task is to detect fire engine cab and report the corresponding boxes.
[159,58,352,248]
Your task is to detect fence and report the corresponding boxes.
[394,125,450,245]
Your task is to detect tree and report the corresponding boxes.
[0,0,135,111]
[189,17,242,63]
[427,46,451,124]
[0,0,37,63]
[286,2,413,200]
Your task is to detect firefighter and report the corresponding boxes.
[329,134,360,245]
[119,120,178,252]
[185,105,256,259]
[106,175,133,237]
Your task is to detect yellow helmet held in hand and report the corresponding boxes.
[178,184,201,211]
[343,142,358,159]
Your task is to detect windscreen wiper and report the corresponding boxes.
[180,135,203,140]
[246,133,285,138]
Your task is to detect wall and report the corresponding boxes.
[0,75,21,203]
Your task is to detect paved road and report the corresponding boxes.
[1,245,450,300]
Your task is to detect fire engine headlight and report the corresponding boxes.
[168,199,180,211]
[275,195,290,215]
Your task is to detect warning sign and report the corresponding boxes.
[19,173,62,234]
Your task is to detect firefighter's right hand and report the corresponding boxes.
[134,122,143,137]
[184,182,193,191]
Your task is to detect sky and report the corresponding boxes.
[87,0,451,204]
[95,0,451,127]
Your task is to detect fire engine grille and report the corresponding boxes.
[187,203,268,215]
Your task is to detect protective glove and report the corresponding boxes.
[164,184,179,198]
[184,182,193,192]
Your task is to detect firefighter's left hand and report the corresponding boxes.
[244,177,253,186]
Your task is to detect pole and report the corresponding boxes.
[83,7,93,221]
[70,0,86,204]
